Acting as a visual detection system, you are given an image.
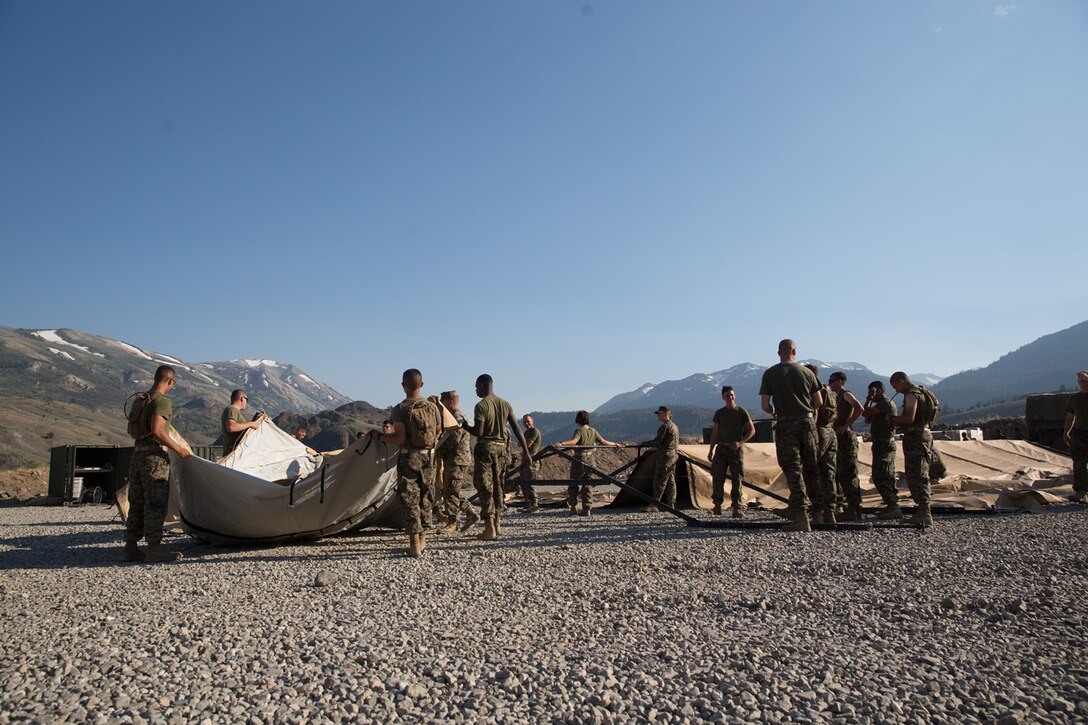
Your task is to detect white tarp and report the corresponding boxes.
[216,416,323,482]
[174,435,403,545]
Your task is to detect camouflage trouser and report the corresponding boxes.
[653,451,678,506]
[871,437,898,505]
[836,430,862,508]
[439,462,471,522]
[774,418,819,513]
[567,454,595,508]
[125,446,171,545]
[813,426,838,512]
[519,461,539,506]
[1071,429,1088,493]
[710,445,744,508]
[473,441,508,521]
[902,429,932,506]
[398,448,435,534]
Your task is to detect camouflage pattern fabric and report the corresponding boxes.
[773,418,819,513]
[902,428,933,505]
[929,445,948,483]
[835,430,862,507]
[125,446,171,545]
[812,426,838,511]
[397,448,435,534]
[653,450,678,506]
[440,463,471,521]
[567,449,596,507]
[473,440,509,520]
[710,445,744,508]
[519,460,539,506]
[870,437,898,505]
[1070,429,1088,493]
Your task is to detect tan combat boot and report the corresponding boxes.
[121,541,144,562]
[876,503,904,520]
[811,509,825,525]
[841,504,861,521]
[145,542,183,562]
[407,533,422,558]
[477,517,498,541]
[712,504,722,516]
[907,504,933,526]
[493,516,502,536]
[822,507,837,525]
[439,518,458,534]
[731,506,744,519]
[458,507,480,532]
[782,508,812,532]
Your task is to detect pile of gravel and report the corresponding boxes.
[1,501,1086,723]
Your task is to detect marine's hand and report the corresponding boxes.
[177,448,192,459]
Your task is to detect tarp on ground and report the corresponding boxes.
[610,440,1073,512]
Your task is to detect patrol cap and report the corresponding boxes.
[654,406,671,414]
[440,390,458,401]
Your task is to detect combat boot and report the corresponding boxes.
[876,503,904,520]
[811,509,825,526]
[494,516,502,536]
[781,508,811,533]
[569,504,578,516]
[407,533,422,558]
[524,503,539,513]
[459,507,480,532]
[580,507,591,517]
[841,504,861,522]
[712,504,722,516]
[121,541,143,562]
[145,542,183,562]
[731,506,744,519]
[907,504,933,527]
[477,517,498,541]
[822,508,837,525]
[439,518,458,534]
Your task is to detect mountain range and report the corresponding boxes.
[0,326,351,468]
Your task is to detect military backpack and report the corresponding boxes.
[910,385,941,426]
[405,398,440,449]
[124,391,161,440]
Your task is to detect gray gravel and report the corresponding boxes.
[1,501,1087,723]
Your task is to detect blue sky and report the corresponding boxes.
[1,1,1085,413]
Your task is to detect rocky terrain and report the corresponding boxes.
[1,502,1085,723]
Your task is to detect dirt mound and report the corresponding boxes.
[0,467,48,501]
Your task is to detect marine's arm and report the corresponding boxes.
[370,422,407,446]
[889,394,917,428]
[707,421,721,462]
[1065,412,1075,446]
[152,415,191,459]
[739,416,755,448]
[760,394,774,417]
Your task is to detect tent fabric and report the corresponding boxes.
[216,417,323,482]
[610,440,1072,513]
[174,434,404,545]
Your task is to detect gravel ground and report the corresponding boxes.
[1,501,1087,724]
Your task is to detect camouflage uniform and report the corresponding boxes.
[868,397,898,505]
[900,386,933,507]
[436,410,473,523]
[1069,392,1088,494]
[812,384,839,513]
[646,421,679,505]
[473,394,514,523]
[833,390,862,509]
[710,405,751,509]
[519,427,541,507]
[759,362,822,514]
[125,444,171,545]
[567,426,601,508]
[390,398,440,535]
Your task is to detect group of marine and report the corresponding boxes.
[117,342,1088,561]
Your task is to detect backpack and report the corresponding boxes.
[912,385,941,425]
[405,398,440,449]
[124,391,159,440]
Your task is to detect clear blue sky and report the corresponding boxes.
[2,1,1085,412]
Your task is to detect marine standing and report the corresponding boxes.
[520,414,542,513]
[435,390,480,533]
[123,364,191,562]
[1064,370,1088,503]
[556,410,623,516]
[461,374,533,541]
[887,371,934,526]
[370,368,441,558]
[640,406,680,511]
[862,381,898,515]
[759,339,823,532]
[221,389,261,456]
[707,386,755,518]
[807,364,839,525]
[829,371,865,520]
